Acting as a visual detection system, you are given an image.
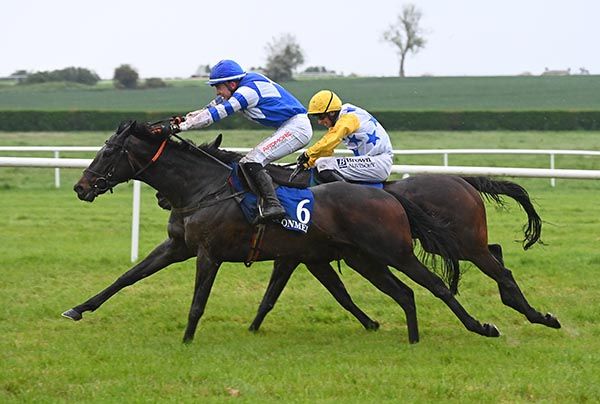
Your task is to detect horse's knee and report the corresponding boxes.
[397,285,415,304]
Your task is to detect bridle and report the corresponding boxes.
[83,128,168,195]
[83,122,239,211]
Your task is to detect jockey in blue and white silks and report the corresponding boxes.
[177,60,312,221]
[297,90,393,183]
[200,72,307,128]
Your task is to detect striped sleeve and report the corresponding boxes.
[206,85,259,123]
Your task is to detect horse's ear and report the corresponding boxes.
[117,119,135,134]
[208,134,223,149]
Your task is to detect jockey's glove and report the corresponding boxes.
[150,122,180,137]
[171,115,185,125]
[296,151,310,168]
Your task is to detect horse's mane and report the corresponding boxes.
[130,121,301,182]
[168,136,296,174]
[171,138,243,164]
[127,120,243,165]
[171,137,307,186]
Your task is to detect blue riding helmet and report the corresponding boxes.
[207,60,247,86]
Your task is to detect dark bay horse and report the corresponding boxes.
[65,121,499,344]
[249,172,560,332]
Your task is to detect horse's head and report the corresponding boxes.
[73,120,163,201]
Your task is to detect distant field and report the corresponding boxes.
[1,75,599,111]
[1,130,599,401]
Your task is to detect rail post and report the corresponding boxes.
[54,150,60,188]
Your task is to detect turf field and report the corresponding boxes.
[1,130,599,402]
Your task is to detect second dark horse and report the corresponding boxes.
[248,173,561,332]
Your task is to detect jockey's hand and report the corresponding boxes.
[150,122,180,137]
[171,115,185,125]
[296,152,310,169]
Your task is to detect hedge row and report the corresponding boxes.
[1,110,599,131]
[375,110,600,131]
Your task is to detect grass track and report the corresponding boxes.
[1,131,600,402]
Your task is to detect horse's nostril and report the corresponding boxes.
[74,184,83,193]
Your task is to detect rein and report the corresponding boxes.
[132,138,168,177]
[146,119,233,171]
[171,133,232,171]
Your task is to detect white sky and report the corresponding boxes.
[1,0,597,79]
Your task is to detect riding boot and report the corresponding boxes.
[317,169,346,184]
[243,162,286,221]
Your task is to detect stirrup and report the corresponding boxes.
[256,203,285,223]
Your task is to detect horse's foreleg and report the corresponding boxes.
[344,253,419,344]
[63,238,193,321]
[471,252,561,329]
[182,253,221,344]
[393,254,500,338]
[248,259,299,332]
[305,262,380,331]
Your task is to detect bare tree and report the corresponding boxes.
[264,33,304,82]
[382,4,426,77]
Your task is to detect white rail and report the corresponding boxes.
[3,146,599,188]
[2,157,600,179]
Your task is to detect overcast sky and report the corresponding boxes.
[1,0,597,79]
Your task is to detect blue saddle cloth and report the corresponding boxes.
[230,164,314,233]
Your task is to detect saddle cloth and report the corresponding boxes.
[229,164,314,233]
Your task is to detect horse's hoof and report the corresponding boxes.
[365,320,380,331]
[483,323,501,337]
[248,324,260,333]
[61,309,82,321]
[544,313,561,329]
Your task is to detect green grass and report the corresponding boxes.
[1,75,600,112]
[1,131,600,402]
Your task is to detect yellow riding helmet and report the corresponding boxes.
[307,90,342,115]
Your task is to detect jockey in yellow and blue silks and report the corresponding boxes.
[161,60,312,221]
[297,90,393,183]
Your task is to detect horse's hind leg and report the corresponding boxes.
[488,244,504,266]
[391,253,500,338]
[62,238,193,321]
[471,251,561,328]
[306,262,380,331]
[344,253,419,344]
[249,259,300,332]
[249,260,379,332]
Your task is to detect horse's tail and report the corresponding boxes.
[461,176,542,249]
[388,190,463,294]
